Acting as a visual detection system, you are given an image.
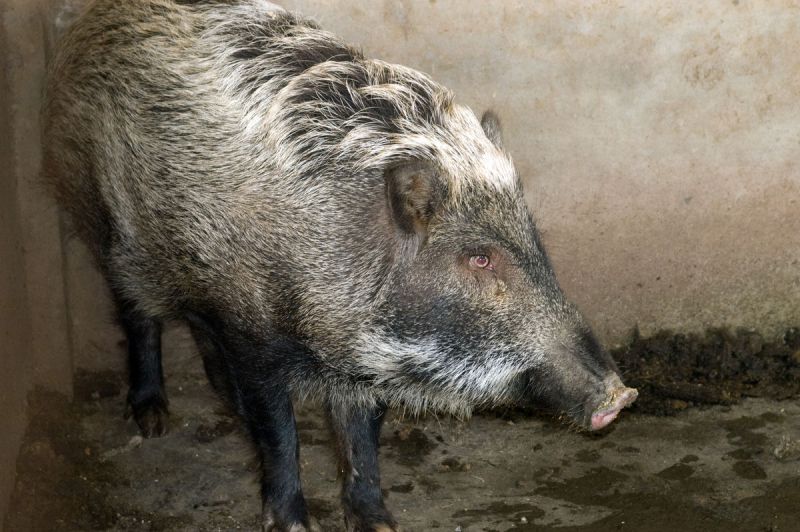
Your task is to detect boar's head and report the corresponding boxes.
[364,109,636,430]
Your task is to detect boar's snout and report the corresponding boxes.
[531,325,638,431]
[587,376,638,431]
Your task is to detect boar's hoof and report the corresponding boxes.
[346,525,398,532]
[262,514,321,532]
[346,518,399,532]
[125,394,169,438]
[365,525,399,532]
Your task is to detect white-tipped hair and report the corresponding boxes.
[199,7,518,200]
[353,330,532,417]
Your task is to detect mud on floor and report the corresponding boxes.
[5,329,800,531]
[612,327,800,416]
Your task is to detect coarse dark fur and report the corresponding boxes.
[44,1,635,530]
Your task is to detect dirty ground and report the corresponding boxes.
[5,328,800,532]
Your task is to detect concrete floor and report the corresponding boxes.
[6,362,800,532]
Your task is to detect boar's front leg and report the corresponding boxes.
[232,358,316,531]
[328,401,397,532]
[185,315,318,530]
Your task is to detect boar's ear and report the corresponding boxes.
[385,161,444,237]
[481,110,504,149]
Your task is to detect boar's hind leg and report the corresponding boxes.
[116,298,168,438]
[188,323,236,402]
[328,402,397,532]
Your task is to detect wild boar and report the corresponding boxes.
[43,1,637,530]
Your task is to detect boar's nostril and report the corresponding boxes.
[609,387,638,409]
[620,387,638,407]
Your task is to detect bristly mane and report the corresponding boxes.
[202,5,515,195]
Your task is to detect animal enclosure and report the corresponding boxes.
[1,1,798,531]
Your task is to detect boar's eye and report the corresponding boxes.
[469,254,492,270]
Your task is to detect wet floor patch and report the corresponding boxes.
[452,501,545,529]
[385,427,439,466]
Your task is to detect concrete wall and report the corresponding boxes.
[0,0,73,526]
[57,0,800,373]
[64,0,800,371]
[2,0,798,522]
[281,0,800,343]
[0,9,35,525]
